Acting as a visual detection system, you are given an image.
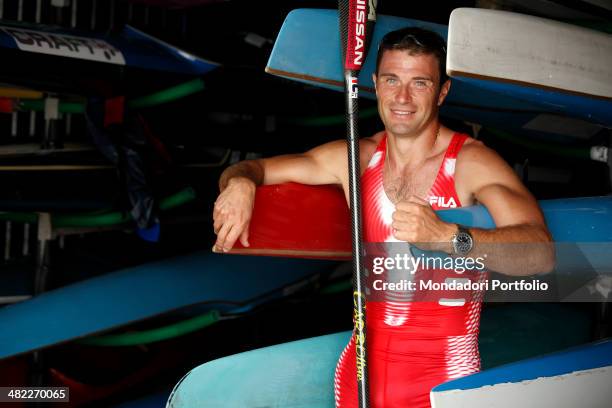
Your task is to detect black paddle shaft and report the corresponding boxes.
[338,1,377,407]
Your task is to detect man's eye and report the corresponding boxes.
[385,78,397,85]
[412,80,432,89]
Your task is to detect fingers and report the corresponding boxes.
[213,213,222,234]
[214,215,252,252]
[214,222,233,253]
[239,227,250,247]
[212,198,225,234]
[391,196,440,243]
[213,205,251,252]
[212,180,256,253]
[392,227,415,242]
[391,221,426,243]
[392,216,419,229]
[223,224,243,252]
[396,195,428,211]
[393,204,425,222]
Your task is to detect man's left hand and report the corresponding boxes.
[391,196,457,253]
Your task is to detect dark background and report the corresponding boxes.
[0,1,610,406]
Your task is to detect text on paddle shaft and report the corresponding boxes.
[346,0,367,70]
[353,291,367,381]
[349,77,359,98]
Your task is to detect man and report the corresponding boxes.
[213,27,553,407]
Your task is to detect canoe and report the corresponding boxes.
[166,303,597,407]
[0,253,339,360]
[0,21,218,94]
[266,9,611,141]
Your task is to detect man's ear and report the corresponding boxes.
[372,73,377,94]
[437,79,451,106]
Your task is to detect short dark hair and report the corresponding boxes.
[375,27,448,85]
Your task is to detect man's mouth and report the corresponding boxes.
[390,109,415,116]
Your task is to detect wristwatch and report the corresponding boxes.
[451,225,474,256]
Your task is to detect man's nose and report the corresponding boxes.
[395,84,412,103]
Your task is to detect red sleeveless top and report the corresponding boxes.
[334,133,486,408]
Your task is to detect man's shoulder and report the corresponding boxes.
[458,136,491,158]
[361,131,385,151]
[453,135,518,198]
[456,136,506,170]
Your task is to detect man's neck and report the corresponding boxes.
[386,123,441,172]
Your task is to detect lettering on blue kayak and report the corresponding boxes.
[2,26,125,65]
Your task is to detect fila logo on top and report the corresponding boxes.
[429,196,457,208]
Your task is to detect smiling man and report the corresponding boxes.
[213,27,553,408]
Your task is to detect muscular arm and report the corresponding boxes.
[219,140,346,189]
[213,140,349,252]
[456,144,554,275]
[392,142,554,276]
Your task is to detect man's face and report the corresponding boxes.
[373,50,450,139]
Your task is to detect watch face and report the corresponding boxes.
[454,231,473,255]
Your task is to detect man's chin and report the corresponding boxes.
[387,125,418,138]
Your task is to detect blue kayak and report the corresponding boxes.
[166,304,601,407]
[0,21,218,94]
[0,253,338,360]
[0,22,218,75]
[167,196,612,407]
[266,9,611,139]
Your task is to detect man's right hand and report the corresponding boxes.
[213,177,256,253]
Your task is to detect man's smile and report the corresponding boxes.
[390,108,416,117]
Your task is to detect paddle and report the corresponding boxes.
[338,0,377,406]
